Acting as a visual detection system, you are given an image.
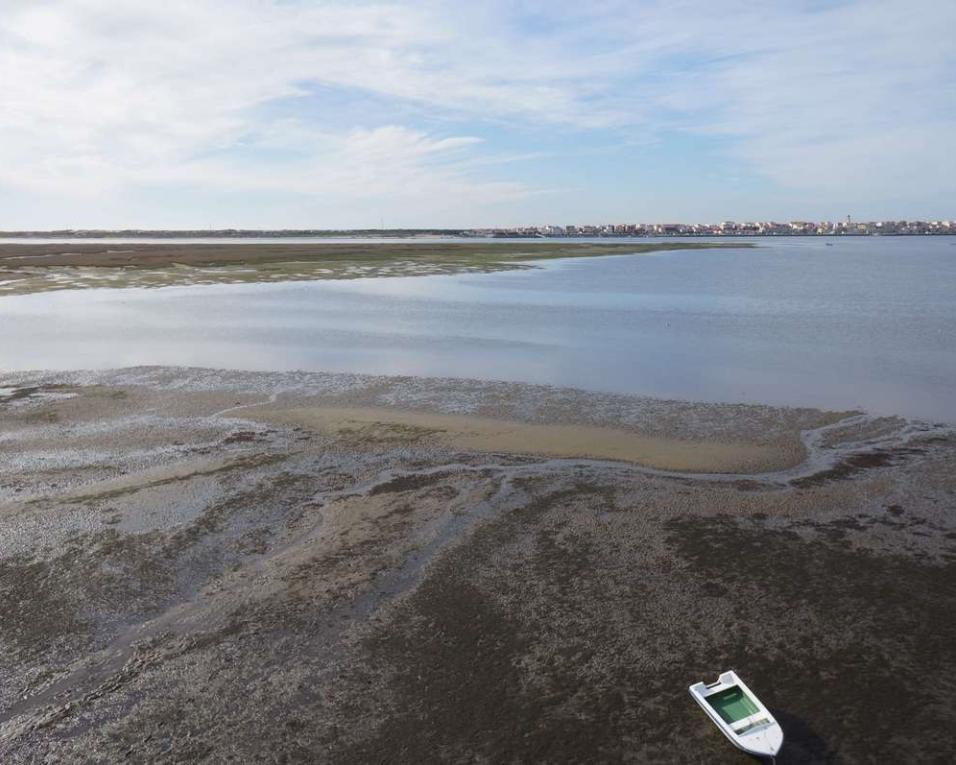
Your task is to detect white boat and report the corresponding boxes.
[689,670,784,760]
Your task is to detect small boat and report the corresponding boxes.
[689,670,783,760]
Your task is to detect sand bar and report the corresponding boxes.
[249,405,795,473]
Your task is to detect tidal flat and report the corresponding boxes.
[0,367,954,763]
[0,240,747,295]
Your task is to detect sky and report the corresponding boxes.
[1,0,954,229]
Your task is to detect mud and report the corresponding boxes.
[0,367,953,763]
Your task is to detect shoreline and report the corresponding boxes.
[0,240,748,296]
[1,365,943,487]
[1,367,954,762]
[0,365,858,474]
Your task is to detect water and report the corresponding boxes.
[2,237,954,421]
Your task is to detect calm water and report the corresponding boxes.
[2,237,955,421]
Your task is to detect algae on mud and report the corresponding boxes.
[0,367,954,763]
[0,240,749,295]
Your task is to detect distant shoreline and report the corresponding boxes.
[0,229,953,239]
[0,240,748,297]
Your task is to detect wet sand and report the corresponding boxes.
[249,406,801,473]
[0,367,953,763]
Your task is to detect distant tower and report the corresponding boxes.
[846,214,851,225]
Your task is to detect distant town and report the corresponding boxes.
[1,218,954,239]
[467,218,956,238]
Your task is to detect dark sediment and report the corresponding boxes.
[0,369,953,763]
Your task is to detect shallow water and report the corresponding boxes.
[2,237,954,421]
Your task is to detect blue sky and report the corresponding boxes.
[1,0,954,228]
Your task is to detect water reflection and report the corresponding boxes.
[2,237,954,421]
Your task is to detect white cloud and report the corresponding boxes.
[156,125,531,203]
[0,0,593,213]
[0,0,953,225]
[658,1,956,202]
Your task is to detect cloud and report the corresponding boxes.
[157,125,532,204]
[0,0,592,215]
[654,1,956,201]
[0,0,953,225]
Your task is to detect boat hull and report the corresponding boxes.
[689,670,784,758]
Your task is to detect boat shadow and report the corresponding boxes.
[752,708,833,764]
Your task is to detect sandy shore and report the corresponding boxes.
[0,240,747,295]
[1,367,954,763]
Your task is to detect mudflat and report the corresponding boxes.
[0,367,953,763]
[0,240,747,295]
